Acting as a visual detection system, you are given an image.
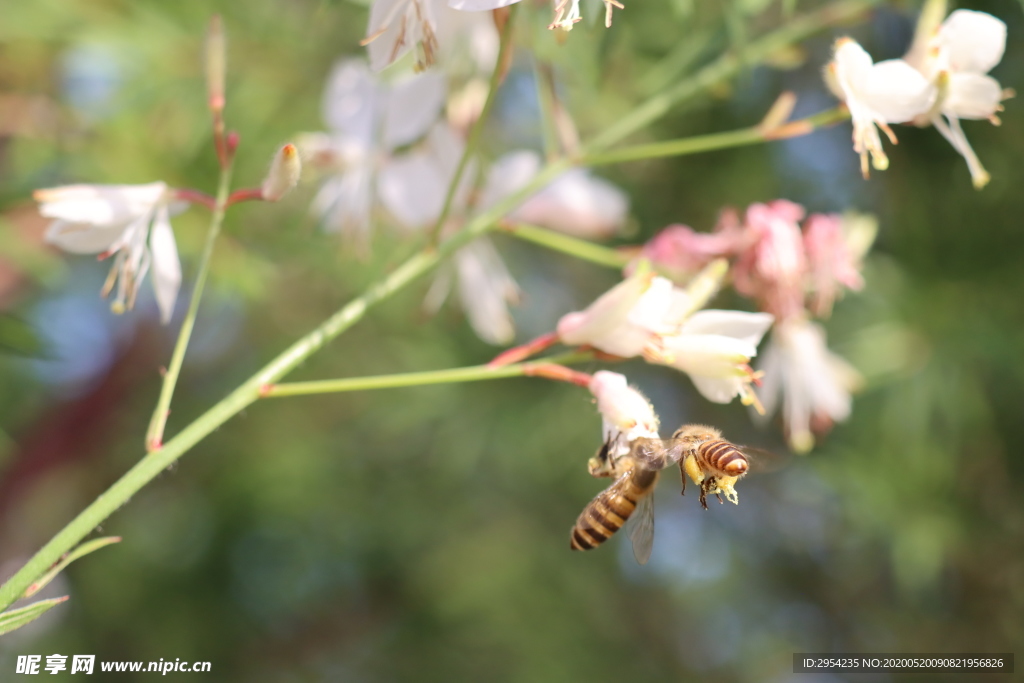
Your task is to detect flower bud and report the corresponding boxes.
[261,144,301,202]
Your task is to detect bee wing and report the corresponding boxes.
[738,446,789,474]
[628,492,655,565]
[631,438,686,470]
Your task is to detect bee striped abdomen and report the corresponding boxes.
[570,468,658,552]
[699,440,748,476]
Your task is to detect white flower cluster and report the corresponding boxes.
[365,0,624,71]
[300,59,629,345]
[558,269,774,410]
[828,8,1010,187]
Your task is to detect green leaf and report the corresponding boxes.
[23,537,122,599]
[0,597,69,636]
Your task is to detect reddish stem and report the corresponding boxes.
[488,332,559,368]
[226,187,265,207]
[522,363,593,387]
[174,188,217,209]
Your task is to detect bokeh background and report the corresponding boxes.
[1,0,1022,680]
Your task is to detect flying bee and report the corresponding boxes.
[669,424,750,509]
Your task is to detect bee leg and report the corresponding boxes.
[678,461,687,496]
[698,486,708,510]
[715,493,724,504]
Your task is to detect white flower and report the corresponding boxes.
[510,168,629,239]
[647,310,774,409]
[917,10,1010,188]
[449,0,623,32]
[556,272,678,358]
[363,0,444,72]
[826,38,935,177]
[757,318,862,453]
[298,60,444,251]
[588,370,659,460]
[35,182,184,323]
[382,124,534,344]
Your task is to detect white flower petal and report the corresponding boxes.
[511,169,629,238]
[377,152,448,229]
[382,71,447,149]
[149,206,181,324]
[678,310,774,347]
[44,220,125,254]
[454,238,519,344]
[478,150,541,210]
[689,374,746,404]
[35,182,167,226]
[939,9,1006,75]
[943,72,1004,120]
[448,0,520,9]
[322,60,378,141]
[862,59,935,123]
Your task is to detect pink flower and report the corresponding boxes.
[732,200,808,321]
[642,211,749,278]
[802,213,865,317]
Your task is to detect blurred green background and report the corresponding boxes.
[0,0,1022,680]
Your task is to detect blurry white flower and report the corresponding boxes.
[557,272,677,357]
[826,38,935,177]
[363,0,444,72]
[511,168,629,239]
[588,370,659,459]
[647,310,774,409]
[35,182,183,323]
[384,124,536,344]
[913,10,1010,188]
[298,60,444,250]
[758,318,862,453]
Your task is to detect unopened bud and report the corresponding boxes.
[206,15,226,113]
[261,143,301,201]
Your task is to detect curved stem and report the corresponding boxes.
[262,351,594,398]
[585,0,881,152]
[499,221,630,269]
[427,4,517,245]
[0,157,571,614]
[145,163,234,451]
[581,107,850,167]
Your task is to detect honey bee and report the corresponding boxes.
[669,424,750,509]
[570,439,661,564]
[570,425,754,563]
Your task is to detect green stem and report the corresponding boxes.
[428,4,517,245]
[500,222,629,269]
[581,107,850,166]
[585,0,881,151]
[263,351,594,398]
[534,60,562,161]
[0,158,571,614]
[145,163,234,451]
